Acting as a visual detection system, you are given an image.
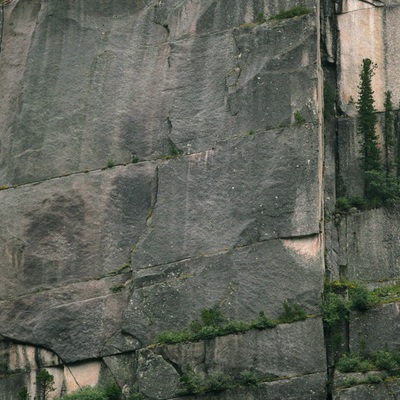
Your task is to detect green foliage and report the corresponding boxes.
[36,369,56,400]
[350,286,375,312]
[17,387,29,400]
[321,292,349,329]
[342,373,385,387]
[256,12,265,23]
[278,301,307,323]
[294,110,306,125]
[337,349,400,377]
[109,284,124,293]
[103,382,122,400]
[322,280,384,329]
[57,387,108,400]
[178,366,204,395]
[206,372,233,393]
[250,311,277,329]
[384,91,395,174]
[106,159,115,168]
[157,305,287,345]
[270,5,310,20]
[355,59,400,205]
[131,155,139,163]
[335,196,366,212]
[337,353,373,373]
[364,170,400,205]
[239,370,259,387]
[179,368,259,396]
[373,350,400,375]
[357,59,381,176]
[200,306,225,326]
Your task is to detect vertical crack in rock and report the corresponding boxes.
[146,165,159,223]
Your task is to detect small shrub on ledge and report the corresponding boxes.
[270,5,311,21]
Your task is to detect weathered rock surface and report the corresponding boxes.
[349,302,400,353]
[337,208,400,282]
[0,0,356,398]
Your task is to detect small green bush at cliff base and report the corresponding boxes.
[56,387,108,400]
[56,382,121,400]
[270,5,311,20]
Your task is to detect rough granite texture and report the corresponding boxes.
[4,0,400,398]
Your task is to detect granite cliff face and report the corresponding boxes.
[0,0,399,399]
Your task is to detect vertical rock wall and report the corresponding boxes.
[10,0,400,398]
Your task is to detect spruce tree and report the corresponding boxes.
[357,58,382,198]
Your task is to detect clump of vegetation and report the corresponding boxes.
[178,367,259,396]
[337,349,400,376]
[322,280,380,330]
[56,382,121,400]
[157,302,306,345]
[278,301,307,323]
[106,159,115,169]
[335,196,366,213]
[342,373,386,387]
[270,5,311,21]
[294,110,306,125]
[17,387,29,400]
[109,284,124,293]
[256,12,266,23]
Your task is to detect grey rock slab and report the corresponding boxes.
[124,238,323,345]
[337,207,400,282]
[0,0,169,184]
[103,353,138,393]
[336,118,364,198]
[0,372,27,400]
[156,0,316,41]
[229,14,319,132]
[137,349,179,400]
[349,302,400,353]
[0,278,132,363]
[0,1,318,185]
[0,163,154,298]
[162,318,326,378]
[131,125,321,270]
[164,12,318,154]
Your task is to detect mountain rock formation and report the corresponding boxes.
[0,0,400,399]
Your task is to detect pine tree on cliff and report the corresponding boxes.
[357,58,382,198]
